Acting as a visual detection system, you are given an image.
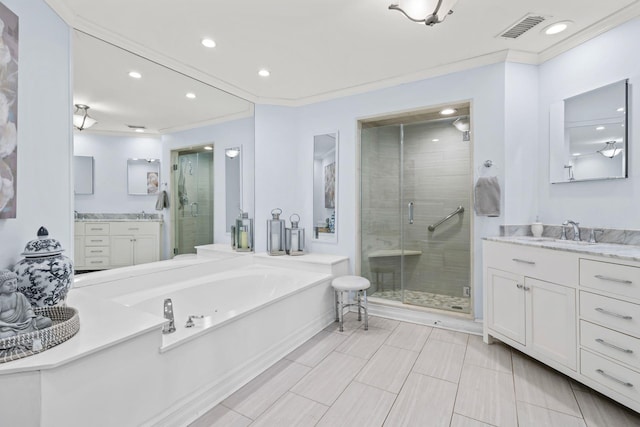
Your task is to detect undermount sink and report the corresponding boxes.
[513,237,596,246]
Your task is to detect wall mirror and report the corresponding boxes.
[73,155,94,195]
[127,158,160,195]
[550,79,629,183]
[225,146,242,232]
[313,132,338,242]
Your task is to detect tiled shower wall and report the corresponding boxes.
[361,120,471,299]
[177,152,214,254]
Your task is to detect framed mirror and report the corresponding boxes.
[313,132,338,242]
[225,146,242,232]
[550,79,628,183]
[73,155,94,195]
[127,158,160,195]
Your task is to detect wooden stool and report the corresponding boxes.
[331,275,370,332]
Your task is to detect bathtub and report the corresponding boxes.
[1,252,348,427]
[116,264,336,351]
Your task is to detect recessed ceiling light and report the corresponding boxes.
[135,129,144,133]
[201,38,216,48]
[440,108,456,115]
[186,92,196,99]
[572,152,581,156]
[596,126,605,131]
[432,139,439,142]
[258,69,270,77]
[617,107,625,112]
[543,21,572,35]
[204,146,213,151]
[128,71,142,79]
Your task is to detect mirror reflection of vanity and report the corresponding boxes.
[127,158,160,195]
[313,133,338,242]
[550,79,629,183]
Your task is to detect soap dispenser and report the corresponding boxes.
[266,208,286,256]
[531,216,543,238]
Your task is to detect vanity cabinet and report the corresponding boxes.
[75,221,161,270]
[484,238,640,413]
[484,242,577,370]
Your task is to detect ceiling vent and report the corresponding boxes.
[499,14,547,39]
[127,125,146,130]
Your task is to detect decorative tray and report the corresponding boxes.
[0,306,80,363]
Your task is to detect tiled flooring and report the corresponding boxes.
[372,289,471,313]
[190,313,640,427]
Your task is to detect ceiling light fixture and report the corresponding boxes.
[201,38,216,48]
[452,116,470,141]
[225,147,240,158]
[186,92,196,99]
[389,0,457,26]
[432,139,439,142]
[617,107,625,112]
[73,104,97,130]
[258,69,270,77]
[204,146,213,151]
[128,71,142,79]
[597,141,623,158]
[543,21,572,35]
[440,108,456,115]
[596,126,605,131]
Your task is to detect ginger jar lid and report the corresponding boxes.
[21,226,64,257]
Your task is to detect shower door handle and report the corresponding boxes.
[408,202,414,224]
[190,202,199,217]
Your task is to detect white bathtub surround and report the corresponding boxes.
[0,251,348,426]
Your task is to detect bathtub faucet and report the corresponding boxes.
[162,298,176,334]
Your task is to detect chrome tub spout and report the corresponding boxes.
[163,298,176,334]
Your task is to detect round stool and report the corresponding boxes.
[331,275,370,332]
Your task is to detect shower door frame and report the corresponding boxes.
[169,145,215,257]
[356,102,476,318]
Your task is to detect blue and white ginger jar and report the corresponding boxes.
[12,226,73,307]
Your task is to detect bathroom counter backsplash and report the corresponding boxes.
[490,224,640,262]
[75,213,164,222]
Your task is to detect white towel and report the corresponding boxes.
[474,176,500,217]
[155,190,169,211]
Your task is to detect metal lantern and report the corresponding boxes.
[234,212,253,252]
[266,208,286,256]
[286,213,305,256]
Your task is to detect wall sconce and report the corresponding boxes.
[225,147,240,158]
[597,141,623,158]
[389,0,458,26]
[453,116,470,141]
[73,104,97,130]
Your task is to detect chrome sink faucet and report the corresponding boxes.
[163,298,176,334]
[563,220,581,241]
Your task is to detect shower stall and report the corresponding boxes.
[360,105,472,315]
[172,147,214,255]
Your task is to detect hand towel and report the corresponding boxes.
[155,190,169,211]
[474,176,500,217]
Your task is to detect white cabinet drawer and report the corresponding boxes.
[483,240,578,286]
[580,259,640,301]
[83,257,109,268]
[85,236,109,246]
[581,320,640,370]
[85,247,110,257]
[110,222,159,236]
[581,349,640,403]
[580,291,640,338]
[85,223,110,235]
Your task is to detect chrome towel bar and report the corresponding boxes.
[428,206,464,232]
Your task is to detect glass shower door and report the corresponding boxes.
[173,149,214,255]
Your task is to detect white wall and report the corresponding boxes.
[73,133,162,213]
[0,0,72,270]
[538,17,640,229]
[256,63,507,318]
[162,116,254,258]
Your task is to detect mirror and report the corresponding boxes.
[313,132,338,242]
[225,146,242,232]
[127,158,160,195]
[74,156,94,195]
[550,79,628,183]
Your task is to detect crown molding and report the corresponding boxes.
[538,3,640,64]
[157,106,255,134]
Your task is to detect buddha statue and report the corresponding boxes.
[0,269,52,339]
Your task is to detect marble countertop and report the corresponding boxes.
[485,236,640,262]
[75,213,164,222]
[75,218,163,222]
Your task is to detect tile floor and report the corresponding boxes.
[190,313,640,427]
